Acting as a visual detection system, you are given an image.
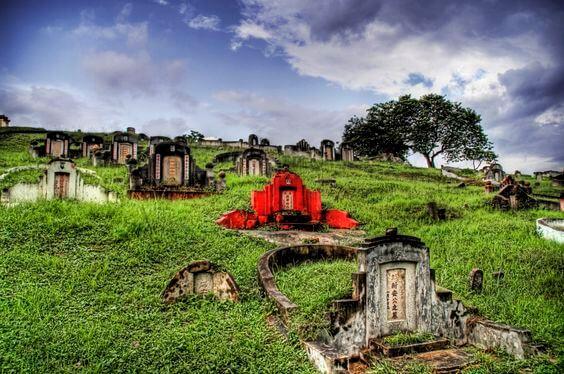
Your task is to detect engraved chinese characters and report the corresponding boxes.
[386,268,406,321]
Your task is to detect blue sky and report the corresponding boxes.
[1,0,563,172]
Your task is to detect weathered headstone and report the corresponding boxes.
[162,261,239,303]
[492,182,536,210]
[0,114,10,128]
[340,142,354,162]
[111,131,138,165]
[484,180,495,193]
[235,148,270,176]
[45,132,71,158]
[492,270,505,282]
[81,135,104,158]
[320,139,335,161]
[427,202,439,220]
[469,268,484,292]
[217,171,227,192]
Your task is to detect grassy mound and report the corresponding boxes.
[0,132,562,372]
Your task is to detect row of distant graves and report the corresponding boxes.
[18,128,357,203]
[480,162,564,211]
[2,124,558,372]
[199,133,355,162]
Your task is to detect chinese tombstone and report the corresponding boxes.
[235,148,272,176]
[217,168,358,230]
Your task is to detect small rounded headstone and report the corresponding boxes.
[469,268,484,292]
[492,270,504,281]
[437,208,447,220]
[385,227,398,236]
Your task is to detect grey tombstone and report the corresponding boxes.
[469,268,484,292]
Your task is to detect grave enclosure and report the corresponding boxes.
[128,140,219,200]
[258,231,538,373]
[1,159,116,204]
[111,131,138,165]
[217,168,358,230]
[235,148,272,177]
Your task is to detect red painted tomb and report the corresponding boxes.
[217,169,358,230]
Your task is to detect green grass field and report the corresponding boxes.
[0,132,563,373]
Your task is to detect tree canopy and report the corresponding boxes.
[184,130,204,143]
[343,94,496,168]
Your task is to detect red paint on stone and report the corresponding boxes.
[325,209,359,229]
[217,170,358,230]
[252,170,322,221]
[216,210,257,229]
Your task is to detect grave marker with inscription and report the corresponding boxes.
[298,230,539,372]
[162,261,240,303]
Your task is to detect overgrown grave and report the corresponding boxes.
[259,230,543,373]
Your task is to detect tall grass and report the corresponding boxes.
[0,134,562,372]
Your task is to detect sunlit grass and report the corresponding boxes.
[0,132,562,372]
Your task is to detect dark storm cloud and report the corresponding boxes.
[499,63,564,120]
[234,0,564,171]
[302,0,382,40]
[302,0,564,42]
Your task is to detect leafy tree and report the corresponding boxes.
[184,130,204,143]
[343,96,415,160]
[343,94,496,167]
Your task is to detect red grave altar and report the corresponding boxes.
[216,169,358,230]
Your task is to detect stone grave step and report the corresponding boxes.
[390,348,476,373]
[369,337,450,357]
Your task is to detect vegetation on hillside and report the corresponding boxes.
[343,94,496,168]
[0,132,562,372]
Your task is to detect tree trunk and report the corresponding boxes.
[424,154,435,168]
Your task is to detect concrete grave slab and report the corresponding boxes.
[241,229,366,247]
[257,230,540,373]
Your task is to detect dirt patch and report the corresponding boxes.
[241,229,366,246]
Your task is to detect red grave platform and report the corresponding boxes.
[216,169,358,230]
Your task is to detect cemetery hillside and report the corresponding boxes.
[0,129,563,373]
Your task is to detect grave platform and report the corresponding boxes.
[388,348,476,373]
[369,336,450,357]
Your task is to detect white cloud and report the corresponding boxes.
[213,90,366,145]
[81,50,189,98]
[535,106,564,126]
[230,1,555,99]
[140,117,192,136]
[233,21,272,41]
[82,51,155,95]
[227,0,563,172]
[187,15,221,31]
[0,84,119,131]
[72,4,148,48]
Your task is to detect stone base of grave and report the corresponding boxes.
[389,348,476,373]
[242,229,366,246]
[304,341,363,374]
[536,218,564,243]
[128,189,212,200]
[369,337,450,357]
[216,209,359,230]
